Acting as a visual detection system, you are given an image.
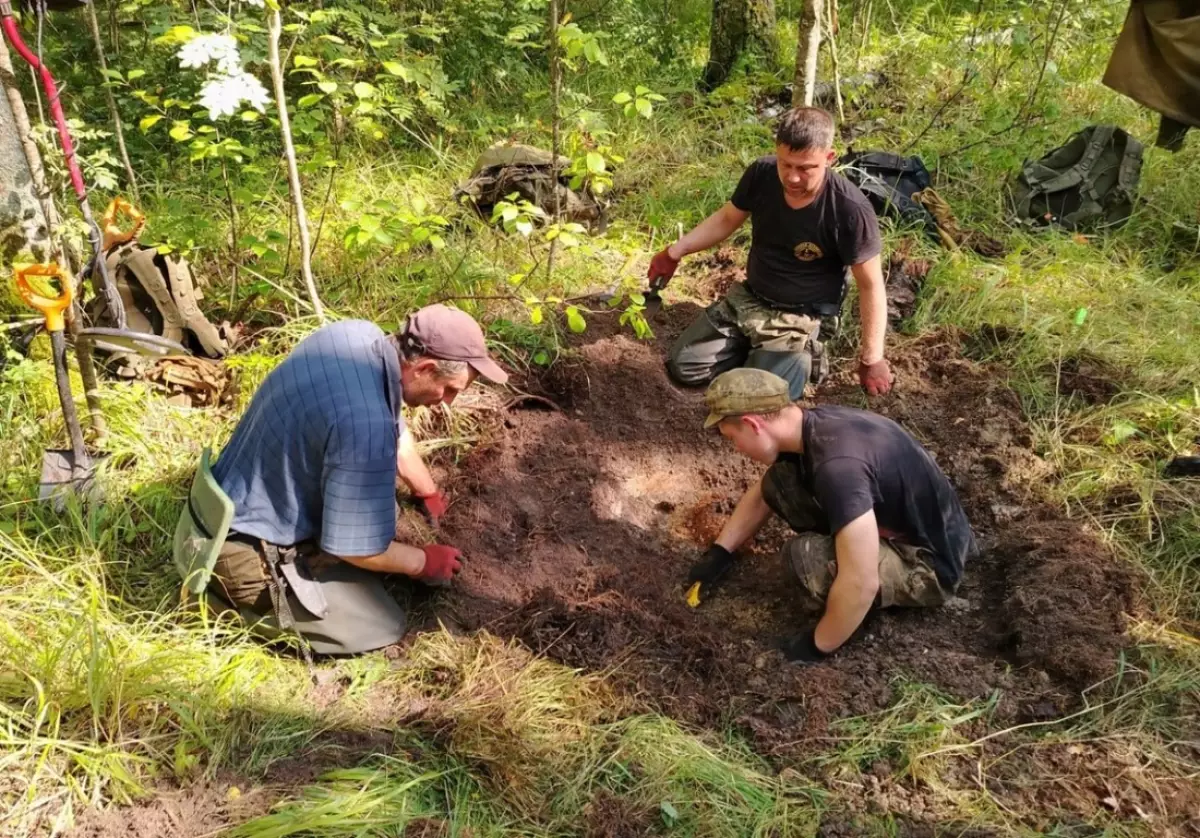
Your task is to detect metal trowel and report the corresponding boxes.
[644,274,668,321]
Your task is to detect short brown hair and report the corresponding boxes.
[775,107,834,151]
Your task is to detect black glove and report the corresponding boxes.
[779,628,831,664]
[686,544,736,588]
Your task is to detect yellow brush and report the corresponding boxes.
[686,581,702,608]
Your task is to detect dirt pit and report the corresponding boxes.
[416,300,1134,756]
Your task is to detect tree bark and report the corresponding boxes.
[267,6,325,323]
[793,0,823,106]
[1,38,106,440]
[85,0,138,203]
[0,38,52,264]
[701,0,777,91]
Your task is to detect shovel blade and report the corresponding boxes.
[38,449,101,507]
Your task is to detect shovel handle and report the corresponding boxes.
[101,197,146,250]
[14,263,72,332]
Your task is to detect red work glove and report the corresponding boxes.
[419,544,462,583]
[647,248,680,285]
[858,359,894,396]
[417,490,450,525]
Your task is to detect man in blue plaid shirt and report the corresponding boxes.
[208,305,508,654]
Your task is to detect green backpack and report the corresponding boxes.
[1011,125,1143,231]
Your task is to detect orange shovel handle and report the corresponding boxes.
[14,263,73,332]
[102,197,146,250]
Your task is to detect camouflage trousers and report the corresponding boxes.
[209,535,408,655]
[761,458,949,608]
[666,283,831,401]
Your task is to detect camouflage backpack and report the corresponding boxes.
[1010,125,1144,231]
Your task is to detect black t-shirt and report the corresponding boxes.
[730,156,882,309]
[798,405,976,589]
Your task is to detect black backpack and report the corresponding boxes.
[1010,125,1143,231]
[838,151,940,237]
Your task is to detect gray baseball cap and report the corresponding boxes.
[404,304,509,384]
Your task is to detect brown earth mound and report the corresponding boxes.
[421,298,1135,756]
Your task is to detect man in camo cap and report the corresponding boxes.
[685,368,977,662]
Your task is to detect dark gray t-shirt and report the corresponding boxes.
[212,320,404,557]
[799,405,976,589]
[731,156,882,309]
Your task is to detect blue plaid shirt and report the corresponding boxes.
[213,320,403,556]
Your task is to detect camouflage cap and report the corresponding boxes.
[703,368,792,429]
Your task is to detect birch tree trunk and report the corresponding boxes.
[793,0,823,106]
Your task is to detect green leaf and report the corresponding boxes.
[429,234,446,250]
[240,110,262,121]
[636,98,653,118]
[169,121,193,142]
[353,81,378,99]
[515,219,533,237]
[612,91,632,104]
[293,55,319,68]
[529,305,544,325]
[382,61,411,80]
[1072,307,1088,326]
[660,801,679,824]
[139,114,164,133]
[566,306,587,333]
[297,94,325,108]
[586,151,606,174]
[1104,419,1139,446]
[501,206,519,223]
[153,25,196,46]
[532,350,549,366]
[317,80,339,95]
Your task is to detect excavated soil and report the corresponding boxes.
[421,298,1135,757]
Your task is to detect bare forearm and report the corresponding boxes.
[396,429,437,496]
[669,204,746,260]
[813,571,877,651]
[853,257,887,364]
[337,541,426,577]
[715,478,773,552]
[814,513,881,652]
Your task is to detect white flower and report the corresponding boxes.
[199,71,271,119]
[242,0,264,6]
[177,33,242,75]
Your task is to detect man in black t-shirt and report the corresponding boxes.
[686,369,977,663]
[651,107,892,400]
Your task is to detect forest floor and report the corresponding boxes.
[63,255,1196,838]
[6,4,1200,836]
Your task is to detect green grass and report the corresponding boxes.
[4,0,1200,834]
